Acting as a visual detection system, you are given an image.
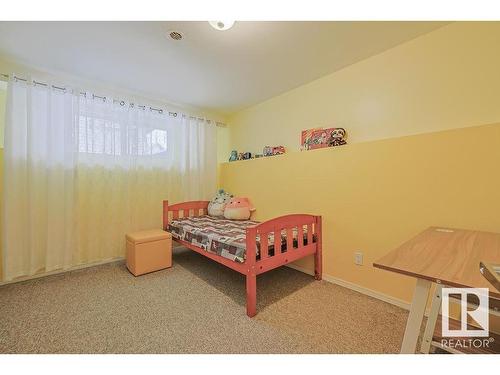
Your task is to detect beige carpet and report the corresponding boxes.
[0,247,410,353]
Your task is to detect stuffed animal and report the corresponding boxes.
[224,197,255,220]
[208,189,233,217]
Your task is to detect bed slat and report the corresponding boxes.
[260,232,269,259]
[297,226,304,248]
[274,227,281,256]
[287,227,294,250]
[307,224,313,245]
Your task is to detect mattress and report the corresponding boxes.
[168,215,314,263]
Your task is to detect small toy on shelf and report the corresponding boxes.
[272,146,285,155]
[242,152,252,160]
[229,150,238,162]
[263,145,285,157]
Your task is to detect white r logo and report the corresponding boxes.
[441,288,489,337]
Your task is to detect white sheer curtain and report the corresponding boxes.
[3,77,216,281]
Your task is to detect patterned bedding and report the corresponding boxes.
[168,215,314,263]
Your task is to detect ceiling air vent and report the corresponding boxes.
[168,31,183,41]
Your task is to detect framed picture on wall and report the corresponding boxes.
[301,127,347,150]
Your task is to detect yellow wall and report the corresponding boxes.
[0,86,4,278]
[216,125,231,183]
[229,22,500,154]
[223,22,500,305]
[0,148,3,278]
[221,123,500,303]
[0,85,5,147]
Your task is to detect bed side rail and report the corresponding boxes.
[246,214,322,275]
[163,200,210,229]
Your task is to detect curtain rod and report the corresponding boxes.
[0,73,226,128]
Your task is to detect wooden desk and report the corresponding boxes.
[374,227,500,354]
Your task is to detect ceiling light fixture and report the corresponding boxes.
[168,31,183,40]
[209,21,235,31]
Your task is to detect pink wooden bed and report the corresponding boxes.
[163,200,322,317]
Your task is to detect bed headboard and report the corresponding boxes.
[162,200,210,230]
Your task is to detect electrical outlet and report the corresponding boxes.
[354,251,363,266]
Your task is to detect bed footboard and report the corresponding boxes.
[245,214,323,317]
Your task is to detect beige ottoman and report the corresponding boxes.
[126,229,172,276]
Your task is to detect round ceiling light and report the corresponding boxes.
[209,21,235,31]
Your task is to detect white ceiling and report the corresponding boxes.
[0,21,448,115]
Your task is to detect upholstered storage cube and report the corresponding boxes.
[126,229,172,276]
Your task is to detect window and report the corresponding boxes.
[78,115,167,156]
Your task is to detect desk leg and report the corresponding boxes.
[420,284,442,354]
[400,278,432,354]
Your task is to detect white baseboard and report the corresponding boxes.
[286,263,411,311]
[0,257,125,286]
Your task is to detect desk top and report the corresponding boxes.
[373,227,500,299]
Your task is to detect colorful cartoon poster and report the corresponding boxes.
[301,127,347,150]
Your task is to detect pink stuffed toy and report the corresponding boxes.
[224,197,255,220]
